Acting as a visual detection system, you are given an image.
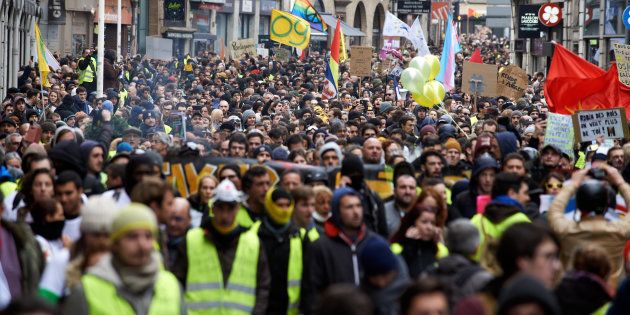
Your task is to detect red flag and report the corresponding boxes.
[467,8,476,17]
[469,48,482,63]
[545,44,630,117]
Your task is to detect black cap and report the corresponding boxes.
[0,118,17,127]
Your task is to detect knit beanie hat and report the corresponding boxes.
[110,203,158,241]
[359,236,399,277]
[81,195,119,233]
[444,138,461,153]
[420,125,437,138]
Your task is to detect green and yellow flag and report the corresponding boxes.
[270,9,311,50]
[34,24,60,87]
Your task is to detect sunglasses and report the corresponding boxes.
[545,183,563,190]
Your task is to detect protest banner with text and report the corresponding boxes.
[462,61,498,97]
[230,38,257,60]
[350,46,373,77]
[497,65,528,99]
[614,43,630,87]
[572,107,630,143]
[544,113,574,156]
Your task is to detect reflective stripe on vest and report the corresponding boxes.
[251,221,303,315]
[78,57,97,84]
[185,227,259,315]
[82,271,181,315]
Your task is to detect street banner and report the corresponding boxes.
[572,107,630,143]
[544,113,574,156]
[497,65,528,99]
[462,61,497,97]
[614,43,630,86]
[270,9,311,50]
[163,157,393,200]
[230,38,257,60]
[350,46,373,77]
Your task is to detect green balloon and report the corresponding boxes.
[410,56,430,83]
[400,67,425,94]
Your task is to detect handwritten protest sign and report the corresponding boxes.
[497,65,528,99]
[572,107,630,142]
[544,113,574,156]
[230,38,257,60]
[462,61,497,97]
[272,47,290,62]
[350,46,373,77]
[256,47,269,58]
[614,43,630,86]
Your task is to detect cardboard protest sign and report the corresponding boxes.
[614,43,630,86]
[350,46,373,77]
[230,38,257,60]
[572,107,630,143]
[462,61,497,97]
[272,47,290,62]
[544,113,574,156]
[256,47,269,58]
[497,65,528,99]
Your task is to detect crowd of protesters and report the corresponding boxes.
[1,28,630,315]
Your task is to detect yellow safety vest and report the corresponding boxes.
[0,181,17,200]
[78,57,97,84]
[184,56,193,72]
[236,205,255,228]
[251,221,302,315]
[471,212,530,262]
[82,270,181,315]
[391,242,449,259]
[119,89,129,107]
[185,227,259,315]
[299,226,319,242]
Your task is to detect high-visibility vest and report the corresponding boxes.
[391,241,449,259]
[82,270,181,315]
[299,226,319,242]
[184,56,193,72]
[185,227,259,315]
[78,57,97,84]
[236,205,255,228]
[251,221,302,315]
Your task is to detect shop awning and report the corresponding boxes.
[320,14,366,37]
[93,0,133,24]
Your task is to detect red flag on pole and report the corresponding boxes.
[469,48,483,63]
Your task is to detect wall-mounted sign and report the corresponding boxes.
[518,5,541,38]
[48,0,66,24]
[538,3,562,27]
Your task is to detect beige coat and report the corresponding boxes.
[548,182,630,287]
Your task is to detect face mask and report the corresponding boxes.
[31,220,65,240]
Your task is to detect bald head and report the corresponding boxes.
[167,197,191,238]
[363,138,383,165]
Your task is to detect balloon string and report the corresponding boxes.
[437,104,471,139]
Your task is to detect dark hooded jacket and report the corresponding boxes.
[50,140,105,196]
[555,271,612,315]
[453,155,498,218]
[308,187,380,311]
[55,95,80,119]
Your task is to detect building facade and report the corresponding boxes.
[0,0,40,97]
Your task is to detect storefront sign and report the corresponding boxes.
[518,5,541,38]
[48,0,66,24]
[398,0,430,13]
[166,32,193,39]
[624,6,630,30]
[573,108,630,142]
[538,3,562,27]
[165,0,186,25]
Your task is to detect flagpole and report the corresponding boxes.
[116,0,122,61]
[39,68,46,121]
[97,0,105,98]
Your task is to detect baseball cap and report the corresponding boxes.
[211,179,242,204]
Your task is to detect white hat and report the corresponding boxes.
[212,179,242,203]
[80,195,119,233]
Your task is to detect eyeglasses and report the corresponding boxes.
[545,182,563,189]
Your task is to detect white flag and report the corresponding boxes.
[383,11,411,38]
[410,17,430,56]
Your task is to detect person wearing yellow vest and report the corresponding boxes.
[236,166,271,228]
[183,54,194,74]
[250,186,306,314]
[389,189,449,279]
[171,179,271,314]
[78,48,97,94]
[471,173,531,267]
[291,186,319,242]
[61,203,183,314]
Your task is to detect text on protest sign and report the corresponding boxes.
[462,61,498,97]
[350,46,373,77]
[572,107,630,143]
[230,38,257,60]
[614,43,630,87]
[497,65,528,99]
[544,113,574,156]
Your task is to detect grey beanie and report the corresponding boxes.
[445,219,480,256]
[319,141,343,161]
[380,102,393,114]
[243,109,256,122]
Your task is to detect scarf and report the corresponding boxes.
[112,252,159,294]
